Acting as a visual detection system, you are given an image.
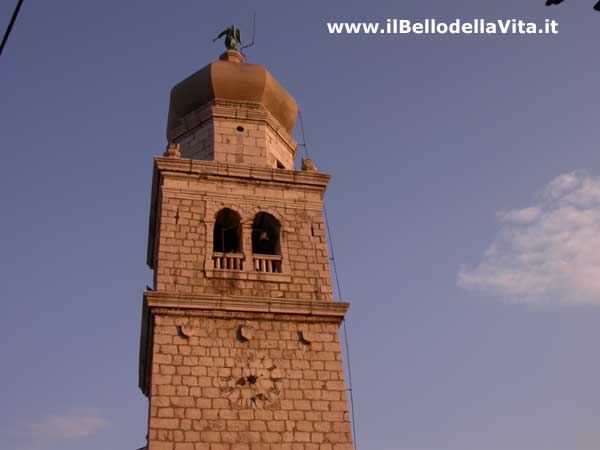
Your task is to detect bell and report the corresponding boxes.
[258,231,269,241]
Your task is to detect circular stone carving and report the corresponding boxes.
[178,322,197,338]
[238,325,254,342]
[299,330,313,345]
[219,350,283,408]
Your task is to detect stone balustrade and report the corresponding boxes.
[253,254,282,273]
[212,252,244,270]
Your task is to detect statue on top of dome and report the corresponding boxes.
[213,25,242,51]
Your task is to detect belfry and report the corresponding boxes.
[138,36,354,450]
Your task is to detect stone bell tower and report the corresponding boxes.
[138,43,354,450]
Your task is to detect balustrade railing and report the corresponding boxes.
[212,252,244,270]
[211,253,283,273]
[252,254,282,273]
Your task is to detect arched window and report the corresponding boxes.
[251,212,282,273]
[252,212,281,255]
[213,208,242,253]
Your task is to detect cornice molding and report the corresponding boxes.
[154,157,331,189]
[144,291,350,319]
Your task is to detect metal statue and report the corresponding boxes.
[213,25,242,51]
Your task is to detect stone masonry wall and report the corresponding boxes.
[176,122,214,161]
[174,114,295,170]
[265,126,294,170]
[148,310,353,450]
[153,168,333,301]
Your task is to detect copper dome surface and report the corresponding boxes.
[167,58,298,140]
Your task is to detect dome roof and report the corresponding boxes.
[167,53,298,140]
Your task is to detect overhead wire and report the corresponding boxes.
[0,0,24,57]
[298,107,359,449]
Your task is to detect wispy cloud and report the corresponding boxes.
[458,171,600,305]
[28,410,109,439]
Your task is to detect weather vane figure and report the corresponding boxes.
[213,25,242,51]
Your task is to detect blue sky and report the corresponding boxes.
[1,1,599,449]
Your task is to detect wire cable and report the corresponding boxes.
[0,0,24,57]
[297,109,311,159]
[298,107,359,449]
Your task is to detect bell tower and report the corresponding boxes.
[138,43,354,450]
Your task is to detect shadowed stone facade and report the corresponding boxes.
[138,49,353,450]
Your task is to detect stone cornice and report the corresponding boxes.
[144,291,350,319]
[154,157,331,189]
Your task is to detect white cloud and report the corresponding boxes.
[458,171,600,305]
[497,206,542,225]
[28,411,109,439]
